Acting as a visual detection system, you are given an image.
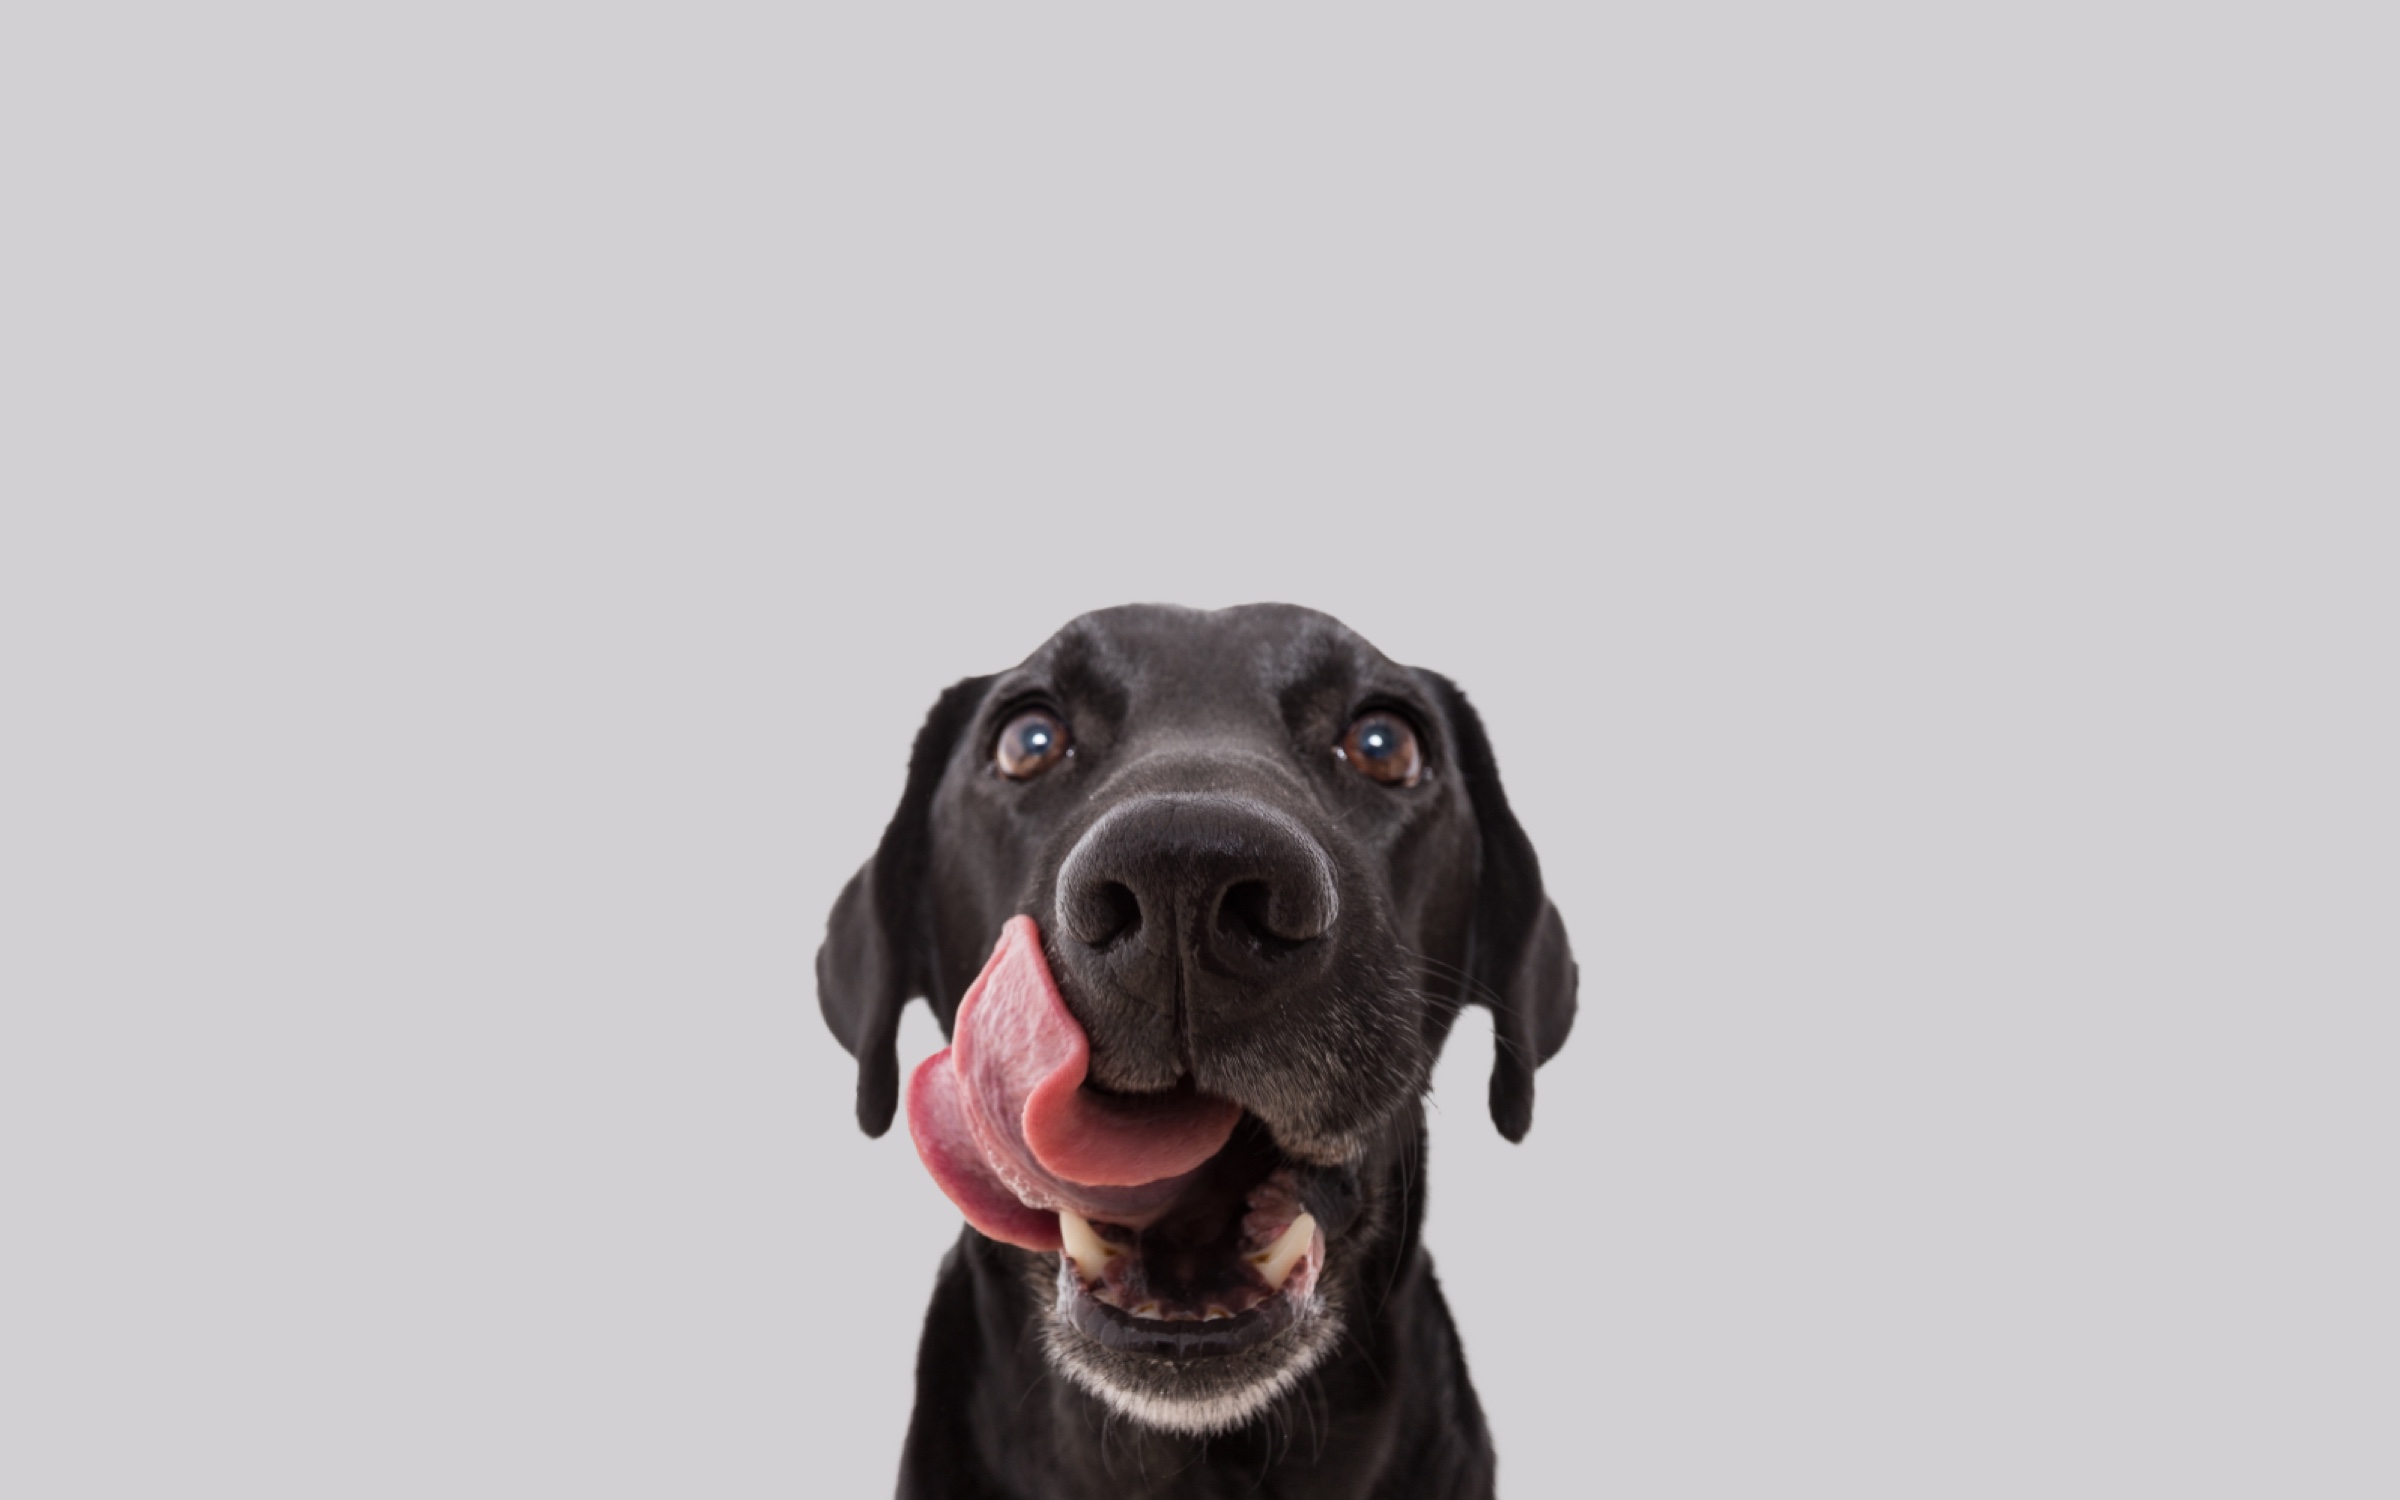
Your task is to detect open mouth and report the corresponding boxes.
[1055,1119,1326,1356]
[906,917,1337,1360]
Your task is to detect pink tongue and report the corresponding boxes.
[904,916,1243,1251]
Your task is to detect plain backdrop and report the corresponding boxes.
[3,5,2393,1496]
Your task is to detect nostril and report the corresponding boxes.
[1071,880,1144,949]
[1215,879,1314,957]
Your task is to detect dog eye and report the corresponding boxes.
[1335,712,1421,787]
[995,709,1071,780]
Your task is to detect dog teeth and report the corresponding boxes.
[1067,1206,1314,1311]
[1057,1207,1120,1284]
[1247,1212,1317,1292]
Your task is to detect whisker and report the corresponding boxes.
[1398,978,1535,1066]
[1397,943,1521,1017]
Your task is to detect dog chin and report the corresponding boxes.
[1040,1291,1343,1437]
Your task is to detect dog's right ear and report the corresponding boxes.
[816,674,993,1137]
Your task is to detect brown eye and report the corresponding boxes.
[1336,712,1422,787]
[995,709,1070,780]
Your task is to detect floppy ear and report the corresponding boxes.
[816,674,992,1137]
[1425,673,1579,1143]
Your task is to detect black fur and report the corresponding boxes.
[818,673,993,1135]
[818,604,1577,1498]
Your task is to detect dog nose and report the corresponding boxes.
[1055,793,1338,996]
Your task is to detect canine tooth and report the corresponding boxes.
[1254,1212,1317,1291]
[1205,1305,1232,1321]
[1057,1208,1114,1283]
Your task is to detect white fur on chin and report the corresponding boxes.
[1042,1295,1341,1437]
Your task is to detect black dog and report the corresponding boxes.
[818,604,1576,1498]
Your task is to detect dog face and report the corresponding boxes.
[819,603,1575,1434]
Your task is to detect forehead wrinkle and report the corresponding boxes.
[1046,614,1137,679]
[1027,605,1430,747]
[992,627,1133,724]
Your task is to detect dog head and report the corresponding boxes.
[818,603,1576,1433]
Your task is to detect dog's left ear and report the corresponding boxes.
[1424,673,1579,1143]
[816,674,993,1137]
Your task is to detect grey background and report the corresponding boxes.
[3,5,2393,1496]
